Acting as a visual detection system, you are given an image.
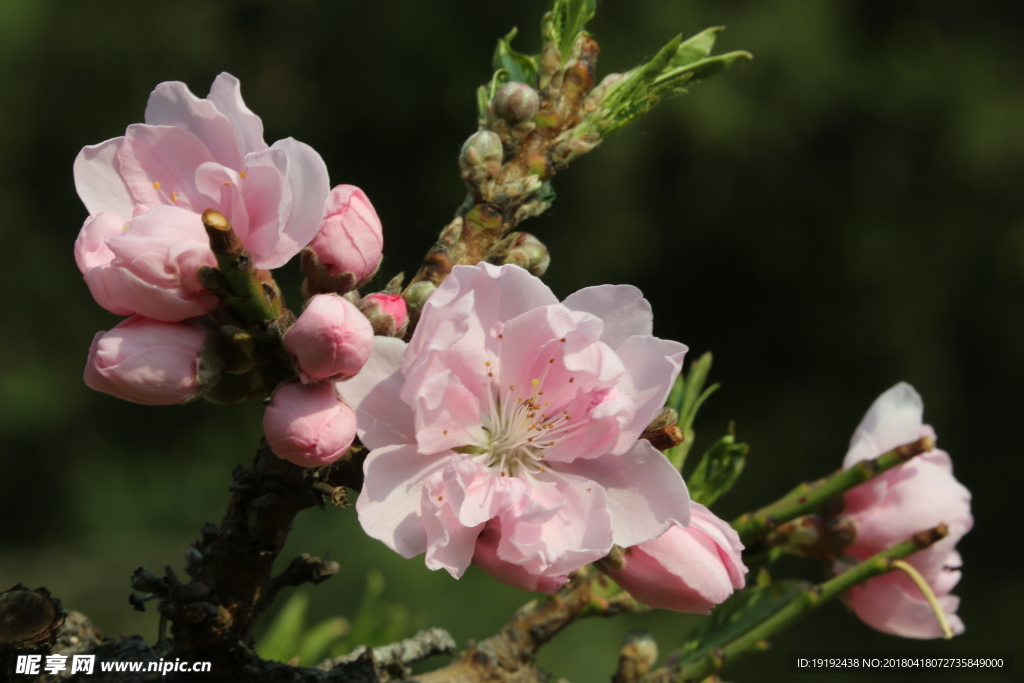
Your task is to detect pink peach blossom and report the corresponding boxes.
[84,315,206,405]
[263,382,357,468]
[75,73,329,321]
[336,263,691,591]
[307,185,384,286]
[606,503,747,614]
[838,383,972,639]
[284,294,374,383]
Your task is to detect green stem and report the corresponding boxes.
[663,525,949,682]
[202,209,283,323]
[731,435,934,544]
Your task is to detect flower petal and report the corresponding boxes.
[355,444,449,558]
[844,382,924,467]
[74,137,134,217]
[117,124,215,211]
[410,263,558,365]
[75,212,126,273]
[560,438,690,547]
[254,138,329,269]
[846,571,964,639]
[145,80,245,170]
[421,460,487,578]
[562,284,653,349]
[335,336,414,451]
[206,73,268,157]
[609,335,688,454]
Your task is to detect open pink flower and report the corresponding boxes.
[607,503,746,614]
[838,383,972,638]
[336,263,691,591]
[74,73,329,321]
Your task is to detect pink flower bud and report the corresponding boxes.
[358,293,409,337]
[263,382,357,468]
[307,185,384,287]
[284,294,374,383]
[607,503,747,614]
[836,383,972,639]
[84,315,206,405]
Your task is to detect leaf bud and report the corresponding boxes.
[459,130,503,190]
[502,232,551,277]
[403,279,438,312]
[492,82,540,124]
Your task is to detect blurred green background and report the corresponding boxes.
[0,0,1020,680]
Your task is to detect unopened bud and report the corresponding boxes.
[503,232,550,277]
[358,293,409,338]
[84,316,206,405]
[304,185,384,295]
[493,82,540,124]
[403,280,437,312]
[613,630,658,683]
[284,294,374,383]
[263,382,357,468]
[459,130,503,189]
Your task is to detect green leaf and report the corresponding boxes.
[665,352,718,471]
[678,352,714,433]
[548,0,598,62]
[653,50,753,97]
[667,374,685,415]
[256,591,309,663]
[677,579,809,665]
[589,33,683,133]
[493,27,539,85]
[671,27,724,68]
[686,427,748,506]
[574,27,751,138]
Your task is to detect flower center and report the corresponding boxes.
[466,355,593,478]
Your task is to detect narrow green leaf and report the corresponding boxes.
[653,50,753,97]
[493,27,539,85]
[686,429,748,506]
[678,352,713,433]
[671,27,724,68]
[677,580,810,665]
[549,0,598,61]
[666,374,685,415]
[476,85,490,120]
[256,591,309,663]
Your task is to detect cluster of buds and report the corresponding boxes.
[75,74,405,470]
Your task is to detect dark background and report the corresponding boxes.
[0,0,1019,680]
